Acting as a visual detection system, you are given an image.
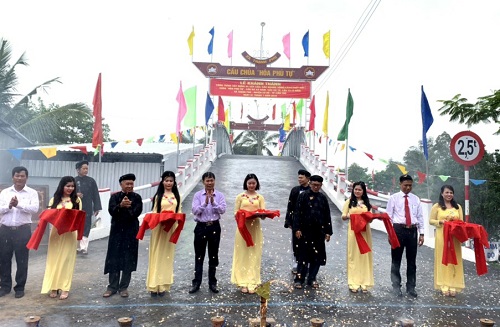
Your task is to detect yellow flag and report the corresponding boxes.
[323,30,330,59]
[340,143,345,151]
[284,113,290,131]
[170,133,178,144]
[40,147,57,159]
[397,164,408,175]
[322,91,329,135]
[224,109,230,132]
[187,26,195,56]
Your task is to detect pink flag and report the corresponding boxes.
[282,33,291,60]
[92,73,103,151]
[176,81,187,135]
[227,30,233,58]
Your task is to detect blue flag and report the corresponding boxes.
[205,92,215,125]
[208,27,215,55]
[302,30,309,57]
[279,126,286,143]
[421,85,434,160]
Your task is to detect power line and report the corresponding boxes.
[314,0,382,95]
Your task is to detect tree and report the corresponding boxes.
[232,131,279,155]
[0,38,105,144]
[438,90,500,135]
[347,163,370,187]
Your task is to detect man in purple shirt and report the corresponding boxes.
[189,172,226,294]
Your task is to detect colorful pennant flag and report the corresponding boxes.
[170,133,178,144]
[217,96,225,122]
[421,85,434,160]
[322,91,329,135]
[281,103,286,120]
[296,99,304,117]
[282,32,291,60]
[208,27,215,55]
[337,89,354,141]
[470,179,487,185]
[364,152,374,160]
[417,171,426,184]
[302,30,309,57]
[176,81,187,135]
[184,86,197,128]
[397,164,408,175]
[205,92,214,125]
[227,30,233,58]
[323,30,330,59]
[284,113,290,131]
[40,147,57,159]
[438,175,450,181]
[187,26,195,56]
[308,95,316,131]
[8,149,23,160]
[92,73,103,155]
[70,146,88,154]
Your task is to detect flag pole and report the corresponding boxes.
[344,139,349,183]
[176,132,180,168]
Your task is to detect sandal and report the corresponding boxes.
[442,290,450,296]
[49,290,59,298]
[361,289,369,294]
[248,288,256,294]
[241,287,248,294]
[449,290,456,297]
[294,283,303,289]
[59,291,69,300]
[311,282,319,289]
[350,288,358,293]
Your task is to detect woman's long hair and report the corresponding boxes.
[152,171,180,213]
[348,181,372,211]
[51,176,79,209]
[438,184,459,210]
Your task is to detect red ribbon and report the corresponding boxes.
[442,220,489,276]
[350,212,400,254]
[235,209,280,247]
[27,209,86,250]
[136,211,186,244]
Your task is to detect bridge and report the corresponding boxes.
[1,125,499,327]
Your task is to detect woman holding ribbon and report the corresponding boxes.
[429,185,464,297]
[231,173,266,294]
[341,181,374,294]
[41,176,82,300]
[146,171,182,297]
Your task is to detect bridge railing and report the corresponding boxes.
[88,142,217,241]
[297,143,490,263]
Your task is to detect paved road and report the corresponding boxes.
[1,155,499,327]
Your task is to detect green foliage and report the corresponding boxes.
[438,91,500,135]
[0,38,110,145]
[232,131,279,156]
[347,163,370,187]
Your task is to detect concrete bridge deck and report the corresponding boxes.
[0,155,499,326]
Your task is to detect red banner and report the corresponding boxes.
[210,79,311,99]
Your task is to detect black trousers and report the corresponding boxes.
[192,221,221,286]
[294,261,321,284]
[0,224,31,292]
[107,271,132,292]
[391,225,418,290]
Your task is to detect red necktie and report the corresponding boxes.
[404,195,411,227]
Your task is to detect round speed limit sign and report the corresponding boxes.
[450,131,485,166]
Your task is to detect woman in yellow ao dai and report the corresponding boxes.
[429,185,464,297]
[341,181,374,293]
[42,176,82,300]
[231,173,265,294]
[146,171,182,296]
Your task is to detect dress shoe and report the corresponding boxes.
[407,289,418,298]
[158,291,166,297]
[0,289,10,297]
[119,289,129,298]
[393,287,403,297]
[14,290,25,298]
[189,284,200,294]
[209,284,219,293]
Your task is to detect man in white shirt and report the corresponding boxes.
[0,166,39,299]
[386,174,424,298]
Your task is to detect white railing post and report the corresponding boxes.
[177,166,186,195]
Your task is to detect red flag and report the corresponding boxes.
[308,96,316,131]
[70,145,88,155]
[240,103,243,119]
[272,104,276,120]
[137,138,144,146]
[217,96,225,122]
[292,101,296,124]
[364,152,374,160]
[92,73,103,153]
[417,171,426,184]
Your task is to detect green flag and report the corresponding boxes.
[281,103,286,119]
[184,86,197,128]
[296,99,304,117]
[337,89,354,141]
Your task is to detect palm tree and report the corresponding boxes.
[0,38,96,144]
[232,130,279,156]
